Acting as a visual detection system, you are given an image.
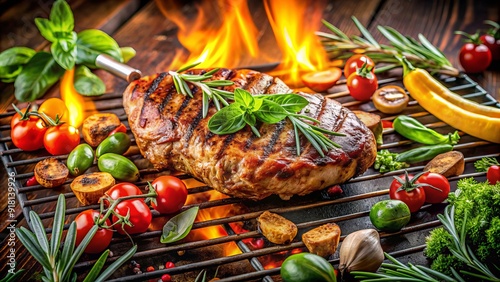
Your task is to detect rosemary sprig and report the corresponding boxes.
[351,205,500,282]
[15,194,137,282]
[316,16,460,76]
[169,62,235,118]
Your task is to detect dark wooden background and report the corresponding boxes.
[0,0,499,280]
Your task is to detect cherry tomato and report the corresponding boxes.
[344,54,375,78]
[487,165,500,185]
[459,43,492,73]
[38,98,69,123]
[480,34,500,61]
[11,116,46,151]
[301,68,342,92]
[346,64,378,101]
[112,199,152,235]
[151,176,188,214]
[108,123,127,136]
[43,124,80,155]
[104,182,143,206]
[10,107,29,128]
[75,209,113,254]
[416,172,450,204]
[389,173,426,213]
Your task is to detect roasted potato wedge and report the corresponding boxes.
[71,172,115,205]
[35,158,69,188]
[302,223,341,257]
[257,211,297,244]
[82,113,121,147]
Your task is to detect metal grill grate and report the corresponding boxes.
[1,72,499,281]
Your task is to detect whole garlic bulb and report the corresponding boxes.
[339,229,384,274]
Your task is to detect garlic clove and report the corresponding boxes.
[338,229,384,274]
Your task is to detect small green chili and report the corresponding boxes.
[395,144,453,163]
[393,115,460,145]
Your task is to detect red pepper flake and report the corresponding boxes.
[165,261,175,269]
[161,274,172,282]
[381,120,393,129]
[146,266,155,272]
[327,185,343,196]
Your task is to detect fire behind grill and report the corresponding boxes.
[1,71,499,281]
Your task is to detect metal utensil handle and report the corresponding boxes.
[96,54,142,83]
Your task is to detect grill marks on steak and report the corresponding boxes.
[124,69,377,200]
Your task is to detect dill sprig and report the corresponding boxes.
[316,16,460,76]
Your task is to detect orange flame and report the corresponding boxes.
[60,68,94,128]
[184,180,241,256]
[264,0,328,86]
[156,0,259,70]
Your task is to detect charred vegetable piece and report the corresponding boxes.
[281,252,337,282]
[393,115,460,145]
[257,211,297,244]
[424,151,465,177]
[67,144,95,176]
[82,113,121,147]
[70,172,115,205]
[372,85,409,114]
[34,157,69,188]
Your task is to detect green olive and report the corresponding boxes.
[67,144,95,176]
[369,200,411,232]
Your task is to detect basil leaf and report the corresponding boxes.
[0,66,23,83]
[74,65,105,96]
[76,29,123,67]
[161,207,199,244]
[14,52,65,102]
[0,47,36,68]
[50,0,74,32]
[243,112,256,127]
[207,103,246,135]
[34,18,56,42]
[51,31,77,70]
[254,99,288,124]
[120,47,136,63]
[259,94,308,113]
[234,88,255,110]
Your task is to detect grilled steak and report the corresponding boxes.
[123,69,377,200]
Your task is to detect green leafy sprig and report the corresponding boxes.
[208,88,344,157]
[316,16,459,76]
[169,62,235,118]
[15,194,137,282]
[0,0,136,101]
[474,157,499,172]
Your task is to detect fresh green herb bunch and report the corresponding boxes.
[474,157,500,172]
[425,178,500,278]
[15,194,136,282]
[0,0,135,101]
[170,63,345,157]
[317,16,459,76]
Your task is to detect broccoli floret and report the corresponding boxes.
[425,178,500,276]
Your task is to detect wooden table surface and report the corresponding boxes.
[0,0,499,281]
